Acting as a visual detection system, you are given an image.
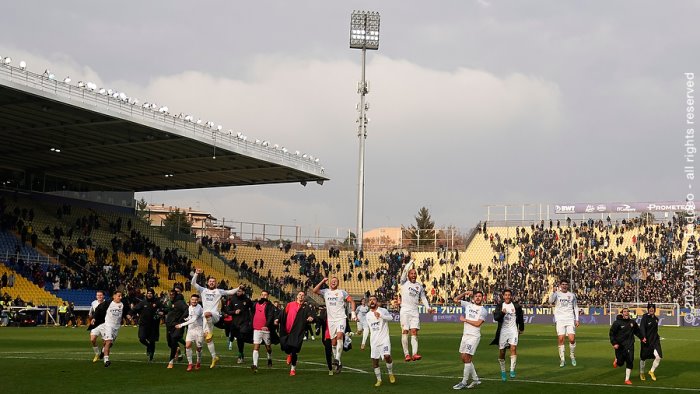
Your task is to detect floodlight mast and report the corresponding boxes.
[350,10,380,253]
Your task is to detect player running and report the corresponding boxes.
[366,295,396,387]
[399,259,433,362]
[609,307,643,385]
[191,268,238,368]
[90,290,129,367]
[548,279,579,367]
[452,290,488,390]
[639,302,663,381]
[176,294,205,372]
[313,277,356,374]
[490,289,524,381]
[356,298,370,350]
[88,290,106,362]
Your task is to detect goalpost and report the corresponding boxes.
[609,302,680,327]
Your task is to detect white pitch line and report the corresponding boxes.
[0,354,697,391]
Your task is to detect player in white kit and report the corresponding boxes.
[176,294,204,372]
[366,295,396,387]
[356,298,370,350]
[191,268,238,368]
[89,290,128,367]
[490,289,525,381]
[88,290,106,362]
[452,290,488,390]
[313,276,356,374]
[548,279,579,367]
[399,259,433,362]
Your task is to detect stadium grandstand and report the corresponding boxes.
[0,55,697,330]
[0,54,327,321]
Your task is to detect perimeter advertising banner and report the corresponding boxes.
[401,306,700,327]
[553,202,693,215]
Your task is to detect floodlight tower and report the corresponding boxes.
[350,10,380,252]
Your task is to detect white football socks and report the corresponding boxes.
[498,358,506,373]
[401,334,409,356]
[335,341,343,363]
[207,341,216,357]
[411,335,419,355]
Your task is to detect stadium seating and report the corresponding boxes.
[0,264,65,306]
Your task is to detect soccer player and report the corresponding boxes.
[490,289,525,381]
[399,259,433,362]
[313,277,356,374]
[88,290,106,362]
[176,294,205,371]
[131,288,163,361]
[452,290,488,390]
[366,295,396,387]
[191,268,238,368]
[639,303,663,381]
[165,289,188,369]
[250,290,277,372]
[279,291,316,376]
[609,307,643,385]
[90,290,129,367]
[548,279,580,367]
[356,298,370,350]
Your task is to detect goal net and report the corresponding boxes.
[609,302,680,327]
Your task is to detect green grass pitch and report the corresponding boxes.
[0,323,698,393]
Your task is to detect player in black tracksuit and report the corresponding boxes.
[131,288,164,361]
[639,303,663,381]
[609,307,643,384]
[165,290,188,368]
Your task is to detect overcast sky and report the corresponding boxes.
[2,1,697,236]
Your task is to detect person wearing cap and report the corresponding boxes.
[131,288,164,361]
[639,303,663,381]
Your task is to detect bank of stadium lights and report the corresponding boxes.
[19,61,26,70]
[63,77,71,83]
[49,147,61,153]
[2,57,11,65]
[350,10,380,251]
[164,174,174,178]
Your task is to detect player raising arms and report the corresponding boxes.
[452,290,488,390]
[639,302,663,381]
[548,279,579,367]
[191,268,239,368]
[399,259,433,362]
[313,276,356,374]
[176,294,205,372]
[366,295,396,387]
[490,289,525,381]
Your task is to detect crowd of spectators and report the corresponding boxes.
[465,216,698,306]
